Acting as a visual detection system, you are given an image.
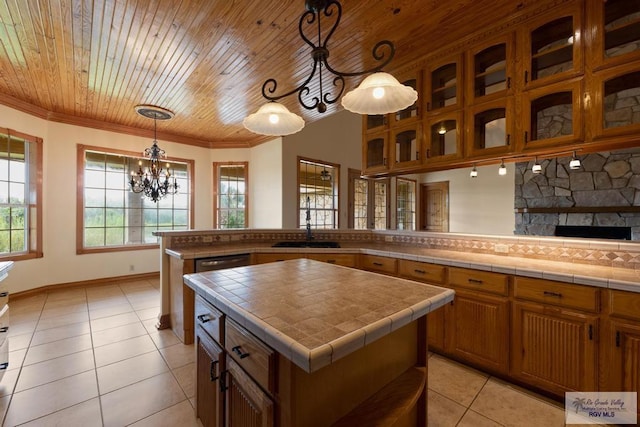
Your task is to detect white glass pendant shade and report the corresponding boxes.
[470,165,478,178]
[341,72,418,115]
[243,102,305,136]
[569,158,581,170]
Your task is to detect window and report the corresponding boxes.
[396,178,417,230]
[348,169,390,229]
[214,162,248,228]
[298,158,339,229]
[0,128,42,260]
[78,145,193,253]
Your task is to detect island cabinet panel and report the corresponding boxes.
[226,357,274,427]
[446,289,510,375]
[511,301,598,396]
[196,327,224,427]
[170,257,195,344]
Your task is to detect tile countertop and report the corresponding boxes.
[183,258,454,373]
[167,243,640,293]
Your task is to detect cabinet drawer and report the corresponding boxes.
[448,267,509,296]
[514,277,599,313]
[225,319,276,393]
[609,290,640,321]
[195,295,224,344]
[254,253,303,264]
[306,253,356,268]
[360,255,398,275]
[398,260,446,284]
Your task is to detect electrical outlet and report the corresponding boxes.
[494,244,509,254]
[129,264,135,272]
[385,235,393,242]
[202,235,213,243]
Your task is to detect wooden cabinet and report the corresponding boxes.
[391,123,422,171]
[520,4,584,89]
[520,78,583,151]
[588,0,640,70]
[225,356,274,427]
[306,253,356,268]
[466,33,516,105]
[169,257,195,344]
[600,290,640,420]
[424,53,464,115]
[391,70,422,126]
[511,276,599,396]
[253,253,303,264]
[362,131,390,175]
[424,111,463,165]
[196,325,224,427]
[359,254,398,275]
[446,268,510,375]
[465,97,514,159]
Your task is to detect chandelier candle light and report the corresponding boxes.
[129,105,178,203]
[243,0,417,136]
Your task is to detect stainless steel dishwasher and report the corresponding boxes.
[194,253,251,272]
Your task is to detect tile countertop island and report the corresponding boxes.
[183,258,454,426]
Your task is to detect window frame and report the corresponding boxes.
[213,161,249,229]
[76,144,195,254]
[396,177,417,231]
[296,156,340,229]
[348,168,390,230]
[0,127,43,261]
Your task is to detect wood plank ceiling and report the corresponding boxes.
[0,0,545,148]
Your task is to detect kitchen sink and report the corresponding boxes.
[272,241,340,248]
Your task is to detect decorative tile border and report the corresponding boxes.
[162,229,640,270]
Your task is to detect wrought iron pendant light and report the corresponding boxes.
[129,105,178,203]
[243,0,417,136]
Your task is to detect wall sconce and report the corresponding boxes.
[532,157,542,174]
[498,159,507,176]
[569,151,581,170]
[470,164,478,178]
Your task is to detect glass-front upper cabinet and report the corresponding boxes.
[522,6,583,89]
[591,64,640,140]
[589,0,640,69]
[362,114,387,134]
[521,79,583,151]
[391,70,422,126]
[466,34,515,105]
[424,112,463,164]
[465,98,514,159]
[362,132,389,175]
[391,124,422,170]
[424,53,464,115]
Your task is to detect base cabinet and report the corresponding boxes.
[511,301,598,396]
[226,357,274,427]
[196,329,224,427]
[446,290,509,375]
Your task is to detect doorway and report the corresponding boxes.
[420,181,449,232]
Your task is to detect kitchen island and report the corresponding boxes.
[183,258,454,427]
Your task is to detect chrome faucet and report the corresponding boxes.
[305,196,313,241]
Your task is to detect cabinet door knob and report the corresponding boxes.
[543,291,562,298]
[0,292,7,298]
[0,362,7,370]
[197,314,211,324]
[0,327,8,333]
[468,278,483,285]
[210,360,219,382]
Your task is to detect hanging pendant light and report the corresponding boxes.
[243,102,304,136]
[498,159,507,176]
[244,0,416,136]
[569,151,581,170]
[470,164,478,178]
[532,156,542,174]
[129,105,178,203]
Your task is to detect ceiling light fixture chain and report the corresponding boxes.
[261,0,395,114]
[129,105,178,203]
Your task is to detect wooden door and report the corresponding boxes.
[446,290,510,375]
[196,329,224,427]
[602,320,640,420]
[420,181,449,232]
[511,301,598,396]
[225,357,274,427]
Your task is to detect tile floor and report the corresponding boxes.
[0,277,575,426]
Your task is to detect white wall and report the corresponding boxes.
[1,105,218,293]
[248,138,284,228]
[421,163,515,236]
[281,110,362,228]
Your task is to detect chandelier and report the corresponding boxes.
[243,0,417,136]
[129,105,178,203]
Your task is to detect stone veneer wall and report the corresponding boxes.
[515,149,640,240]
